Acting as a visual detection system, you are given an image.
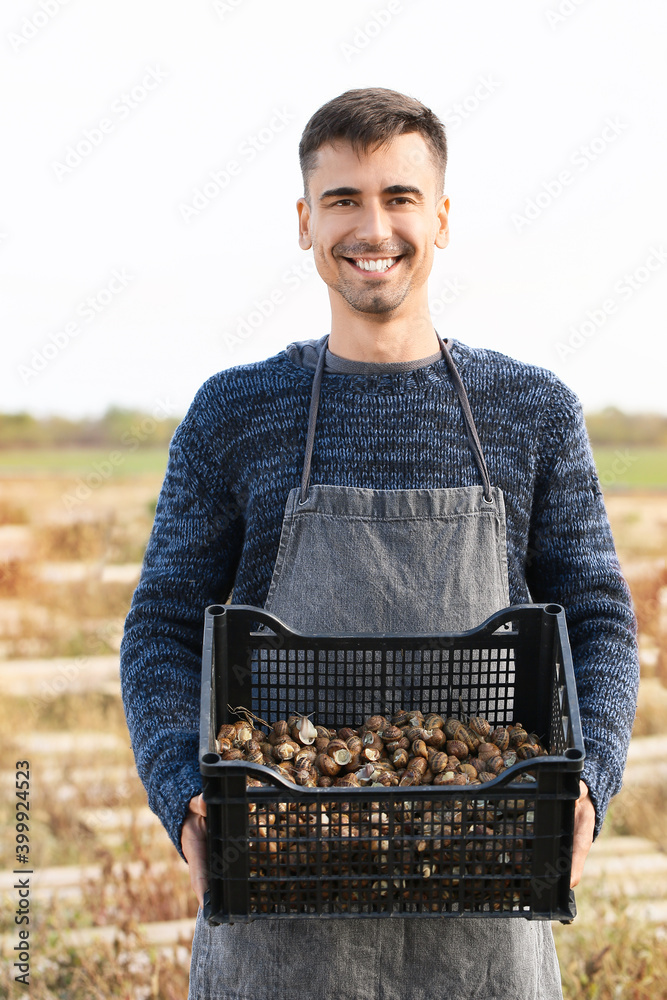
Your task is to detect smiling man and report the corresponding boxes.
[121,88,639,1000]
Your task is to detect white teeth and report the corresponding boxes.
[352,257,398,272]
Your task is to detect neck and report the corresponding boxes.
[327,304,441,363]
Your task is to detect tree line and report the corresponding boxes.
[0,408,179,449]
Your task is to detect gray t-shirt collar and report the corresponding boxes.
[284,333,446,374]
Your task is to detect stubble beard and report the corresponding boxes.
[329,252,414,315]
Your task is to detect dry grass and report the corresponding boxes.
[34,518,114,562]
[631,564,667,687]
[0,558,34,598]
[0,567,134,659]
[0,800,193,996]
[0,690,128,735]
[1,474,666,997]
[553,888,667,1000]
[78,841,197,927]
[33,512,155,566]
[604,782,667,852]
[32,577,137,622]
[0,952,190,1000]
[0,607,123,659]
[0,498,29,524]
[632,677,667,737]
[0,495,149,656]
[0,931,191,999]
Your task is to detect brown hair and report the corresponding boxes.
[299,87,447,205]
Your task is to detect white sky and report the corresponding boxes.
[1,0,666,419]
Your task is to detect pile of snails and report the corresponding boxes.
[215,707,548,788]
[213,709,551,912]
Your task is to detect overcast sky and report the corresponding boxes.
[1,0,666,419]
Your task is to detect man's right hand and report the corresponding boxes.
[182,793,208,908]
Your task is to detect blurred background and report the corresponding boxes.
[1,1,666,996]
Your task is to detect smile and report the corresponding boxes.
[343,255,404,275]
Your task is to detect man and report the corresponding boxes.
[121,87,638,999]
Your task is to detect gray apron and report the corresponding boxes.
[189,334,563,1000]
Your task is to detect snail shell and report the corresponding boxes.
[489,727,510,751]
[425,729,446,749]
[380,725,404,742]
[335,773,361,787]
[468,716,491,739]
[406,756,427,776]
[430,751,449,774]
[446,739,469,760]
[315,753,340,776]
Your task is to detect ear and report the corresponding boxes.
[296,197,312,250]
[434,195,450,250]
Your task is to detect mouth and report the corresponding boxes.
[341,255,405,276]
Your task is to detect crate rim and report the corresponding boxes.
[203,599,567,640]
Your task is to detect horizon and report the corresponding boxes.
[3,401,667,423]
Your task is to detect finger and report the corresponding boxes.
[189,792,207,817]
[570,787,595,888]
[570,832,589,887]
[570,829,584,887]
[183,813,209,907]
[190,860,208,909]
[191,816,209,908]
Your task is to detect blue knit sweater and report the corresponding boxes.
[120,335,639,856]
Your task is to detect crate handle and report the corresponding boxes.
[199,754,303,791]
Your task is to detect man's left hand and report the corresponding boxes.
[570,780,596,887]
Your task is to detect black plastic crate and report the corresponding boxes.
[199,603,584,925]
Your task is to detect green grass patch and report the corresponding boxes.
[0,447,169,477]
[593,447,667,489]
[1,446,666,488]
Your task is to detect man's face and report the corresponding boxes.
[297,132,449,317]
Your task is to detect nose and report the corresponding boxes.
[353,199,393,246]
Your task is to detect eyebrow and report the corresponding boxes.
[319,185,425,202]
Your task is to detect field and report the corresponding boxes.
[0,447,171,478]
[593,447,667,490]
[1,449,666,998]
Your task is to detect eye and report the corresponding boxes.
[330,197,413,206]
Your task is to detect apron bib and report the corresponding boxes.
[189,334,563,1000]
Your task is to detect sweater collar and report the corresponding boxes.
[284,333,470,377]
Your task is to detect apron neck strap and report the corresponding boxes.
[299,334,328,504]
[299,332,493,505]
[435,332,493,504]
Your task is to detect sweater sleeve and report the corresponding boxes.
[120,385,244,859]
[525,381,639,838]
